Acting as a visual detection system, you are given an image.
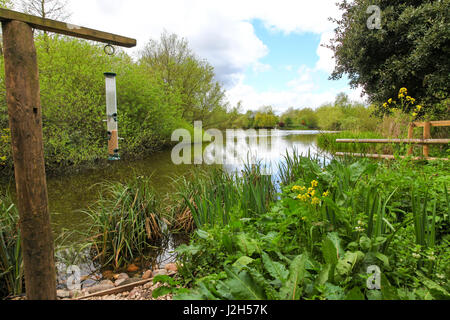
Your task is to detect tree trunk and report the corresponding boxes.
[2,20,56,300]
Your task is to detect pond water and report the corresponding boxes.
[3,130,332,287]
[45,130,329,240]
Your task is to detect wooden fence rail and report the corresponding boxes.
[335,120,449,161]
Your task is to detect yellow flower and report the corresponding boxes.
[311,180,319,188]
[399,87,407,94]
[323,191,330,197]
[383,103,388,108]
[311,197,321,205]
[398,93,405,99]
[412,113,418,117]
[388,98,393,104]
[416,105,422,111]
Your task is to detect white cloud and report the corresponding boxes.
[315,32,336,74]
[59,0,360,110]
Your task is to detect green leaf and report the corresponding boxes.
[236,233,259,256]
[281,255,308,300]
[222,267,266,300]
[375,253,390,268]
[323,283,345,300]
[360,235,371,251]
[421,278,450,300]
[345,287,365,300]
[152,286,173,299]
[196,229,211,240]
[336,252,359,276]
[233,256,254,270]
[261,252,289,283]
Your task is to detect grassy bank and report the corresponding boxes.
[318,131,449,158]
[171,155,450,300]
[2,154,449,299]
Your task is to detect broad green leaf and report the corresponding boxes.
[336,252,359,276]
[281,255,308,300]
[345,287,365,300]
[222,267,266,300]
[233,256,254,270]
[236,233,259,256]
[261,252,289,283]
[375,253,390,268]
[323,283,345,300]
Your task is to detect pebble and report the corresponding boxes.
[165,263,178,272]
[153,269,168,277]
[142,270,153,280]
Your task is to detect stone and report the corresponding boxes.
[114,273,129,281]
[57,289,70,299]
[114,278,127,287]
[153,269,168,277]
[87,281,115,294]
[164,263,178,273]
[142,270,153,280]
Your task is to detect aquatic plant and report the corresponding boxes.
[84,176,169,270]
[0,193,23,298]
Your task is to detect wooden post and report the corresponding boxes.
[423,122,431,158]
[408,123,415,155]
[2,20,56,300]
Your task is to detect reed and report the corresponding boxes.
[0,193,23,298]
[84,176,168,270]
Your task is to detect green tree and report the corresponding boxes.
[329,0,450,118]
[139,32,227,126]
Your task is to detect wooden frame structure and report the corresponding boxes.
[0,8,136,300]
[335,120,450,161]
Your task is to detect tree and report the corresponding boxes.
[329,0,450,118]
[20,0,71,20]
[139,32,226,126]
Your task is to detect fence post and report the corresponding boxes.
[408,123,415,155]
[423,122,431,158]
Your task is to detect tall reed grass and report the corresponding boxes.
[84,176,169,270]
[172,163,276,230]
[0,193,23,298]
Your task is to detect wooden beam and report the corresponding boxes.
[335,153,449,161]
[0,8,136,48]
[2,20,57,300]
[335,139,450,144]
[413,120,450,128]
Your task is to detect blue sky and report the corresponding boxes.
[245,19,322,92]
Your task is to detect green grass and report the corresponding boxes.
[0,193,23,298]
[317,131,386,154]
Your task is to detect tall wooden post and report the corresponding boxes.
[408,123,415,156]
[2,20,57,300]
[423,122,431,158]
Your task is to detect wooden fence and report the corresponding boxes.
[335,120,450,161]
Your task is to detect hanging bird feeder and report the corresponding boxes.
[104,72,120,160]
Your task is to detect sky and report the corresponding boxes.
[15,0,367,113]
